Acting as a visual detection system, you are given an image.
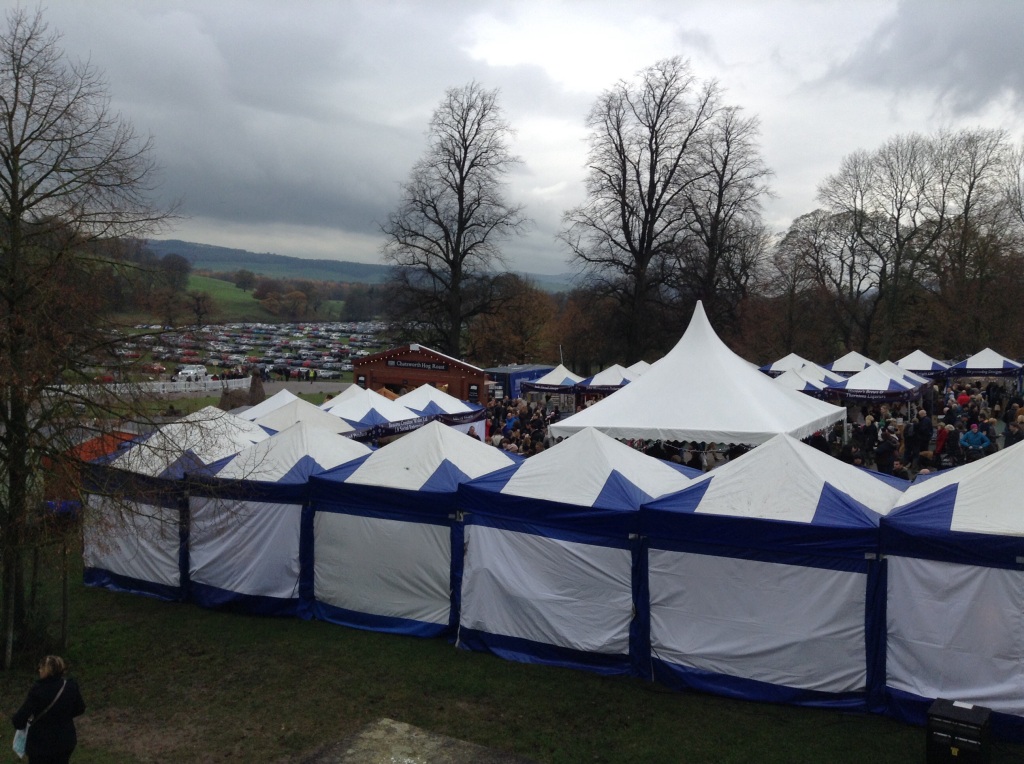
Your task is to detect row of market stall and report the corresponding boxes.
[78,303,1024,741]
[82,411,1024,739]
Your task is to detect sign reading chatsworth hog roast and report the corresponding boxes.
[386,359,450,372]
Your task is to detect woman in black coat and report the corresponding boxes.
[11,655,85,764]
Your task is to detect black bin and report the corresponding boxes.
[926,698,992,764]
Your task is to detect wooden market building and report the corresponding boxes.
[353,344,487,404]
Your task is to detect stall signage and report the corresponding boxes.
[387,359,449,372]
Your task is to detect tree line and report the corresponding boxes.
[382,58,1024,370]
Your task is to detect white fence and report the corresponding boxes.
[60,377,252,399]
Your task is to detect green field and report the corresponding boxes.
[4,547,1023,763]
[186,274,345,323]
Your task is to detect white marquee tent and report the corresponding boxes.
[549,302,845,445]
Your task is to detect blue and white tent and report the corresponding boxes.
[948,347,1022,378]
[322,385,424,433]
[576,364,636,394]
[83,407,272,601]
[395,384,486,438]
[236,389,301,421]
[520,364,583,393]
[641,434,902,710]
[253,397,356,435]
[826,365,923,402]
[773,368,828,395]
[895,350,950,378]
[187,422,371,616]
[824,350,878,377]
[759,352,812,378]
[308,421,515,637]
[457,427,694,676]
[881,441,1024,738]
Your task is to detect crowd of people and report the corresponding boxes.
[480,380,1024,480]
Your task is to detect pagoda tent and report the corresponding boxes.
[826,366,923,403]
[948,347,1023,378]
[548,302,845,445]
[457,428,694,676]
[308,421,515,637]
[627,360,652,376]
[824,351,878,377]
[880,440,1024,739]
[236,389,301,421]
[520,364,584,393]
[895,350,950,378]
[576,364,637,395]
[253,398,356,436]
[641,434,902,710]
[759,352,812,378]
[395,384,486,438]
[186,422,371,616]
[772,368,828,396]
[795,362,846,386]
[878,361,930,389]
[322,386,425,435]
[83,407,271,601]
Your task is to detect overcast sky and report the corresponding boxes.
[26,0,1024,275]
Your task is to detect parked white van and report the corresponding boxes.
[174,364,208,382]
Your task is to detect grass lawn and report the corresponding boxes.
[4,555,1023,764]
[187,274,344,323]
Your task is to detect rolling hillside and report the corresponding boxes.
[147,239,576,292]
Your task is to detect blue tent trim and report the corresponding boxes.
[189,581,299,617]
[83,567,182,602]
[313,601,450,638]
[650,657,870,710]
[457,627,633,677]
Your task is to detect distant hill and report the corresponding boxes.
[147,239,392,283]
[146,239,576,292]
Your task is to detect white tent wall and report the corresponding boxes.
[312,511,452,632]
[82,496,182,600]
[188,497,303,613]
[459,526,634,659]
[886,556,1024,716]
[649,550,869,694]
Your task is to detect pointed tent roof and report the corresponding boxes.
[878,360,930,387]
[796,362,846,385]
[332,420,516,491]
[882,440,1024,565]
[577,363,636,390]
[322,386,421,428]
[213,420,371,482]
[253,398,356,435]
[646,433,901,524]
[237,389,300,421]
[824,350,878,376]
[395,383,479,416]
[948,347,1022,377]
[111,406,270,477]
[896,349,950,375]
[627,360,652,376]
[522,363,583,390]
[548,302,845,445]
[492,427,693,508]
[759,352,812,377]
[827,365,922,401]
[773,368,828,394]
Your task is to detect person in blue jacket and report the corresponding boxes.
[959,422,991,460]
[11,655,85,764]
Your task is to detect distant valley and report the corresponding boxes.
[147,239,576,292]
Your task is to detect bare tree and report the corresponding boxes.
[818,134,953,358]
[671,106,772,331]
[381,82,527,357]
[560,57,722,361]
[0,9,168,665]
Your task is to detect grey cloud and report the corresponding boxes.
[825,0,1024,114]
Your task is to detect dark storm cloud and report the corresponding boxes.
[825,0,1024,114]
